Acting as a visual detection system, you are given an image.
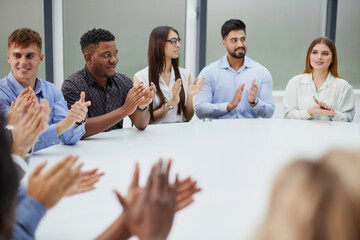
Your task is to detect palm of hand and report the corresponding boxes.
[187,83,201,97]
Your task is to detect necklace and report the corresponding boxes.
[162,72,170,77]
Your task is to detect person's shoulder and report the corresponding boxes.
[286,73,310,87]
[134,66,149,80]
[199,58,221,77]
[37,77,54,87]
[332,75,353,90]
[247,56,271,74]
[179,67,190,77]
[64,68,87,85]
[37,77,61,93]
[135,66,148,75]
[0,76,9,90]
[114,72,133,86]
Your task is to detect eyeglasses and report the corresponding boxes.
[166,38,181,45]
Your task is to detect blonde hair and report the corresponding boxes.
[254,150,360,240]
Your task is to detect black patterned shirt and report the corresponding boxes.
[61,66,133,131]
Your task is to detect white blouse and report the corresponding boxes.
[283,73,354,122]
[135,66,190,124]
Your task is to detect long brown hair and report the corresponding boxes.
[303,37,341,78]
[148,26,185,121]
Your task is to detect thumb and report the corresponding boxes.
[79,91,86,103]
[114,190,128,209]
[239,83,245,92]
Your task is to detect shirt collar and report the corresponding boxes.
[322,72,337,87]
[83,65,114,89]
[219,54,252,72]
[300,72,337,88]
[8,71,43,97]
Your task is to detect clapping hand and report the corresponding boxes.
[187,76,205,97]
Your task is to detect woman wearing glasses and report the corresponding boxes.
[134,26,204,124]
[283,37,354,121]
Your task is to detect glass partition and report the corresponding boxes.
[63,0,186,82]
[336,0,360,89]
[206,0,326,90]
[0,0,45,79]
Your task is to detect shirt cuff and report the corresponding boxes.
[11,154,28,173]
[299,109,312,119]
[214,102,230,118]
[331,110,346,122]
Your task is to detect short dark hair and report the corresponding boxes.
[80,28,115,53]
[221,19,246,39]
[8,28,42,50]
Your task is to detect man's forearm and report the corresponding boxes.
[56,118,74,136]
[129,110,150,130]
[83,107,130,138]
[96,215,131,240]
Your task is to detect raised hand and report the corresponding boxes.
[65,167,104,196]
[138,82,156,110]
[7,87,36,125]
[248,78,258,103]
[115,159,177,240]
[118,162,200,211]
[67,91,91,123]
[172,176,201,211]
[27,155,80,209]
[123,83,146,115]
[308,96,336,117]
[11,99,51,159]
[227,83,245,112]
[168,78,182,107]
[187,76,205,97]
[97,160,200,240]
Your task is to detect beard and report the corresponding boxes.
[228,47,246,59]
[105,72,116,79]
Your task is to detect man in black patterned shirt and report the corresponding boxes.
[62,28,155,138]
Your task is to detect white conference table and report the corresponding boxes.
[23,118,360,240]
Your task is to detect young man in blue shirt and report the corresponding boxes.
[195,19,275,119]
[0,28,91,151]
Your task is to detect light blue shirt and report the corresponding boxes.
[195,55,275,119]
[12,186,46,240]
[0,72,85,151]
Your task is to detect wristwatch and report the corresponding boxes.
[249,97,259,105]
[165,103,174,110]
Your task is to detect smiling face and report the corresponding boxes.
[164,30,180,60]
[310,43,333,72]
[222,30,247,59]
[86,41,118,83]
[7,43,43,88]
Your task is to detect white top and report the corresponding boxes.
[283,73,355,122]
[135,66,190,124]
